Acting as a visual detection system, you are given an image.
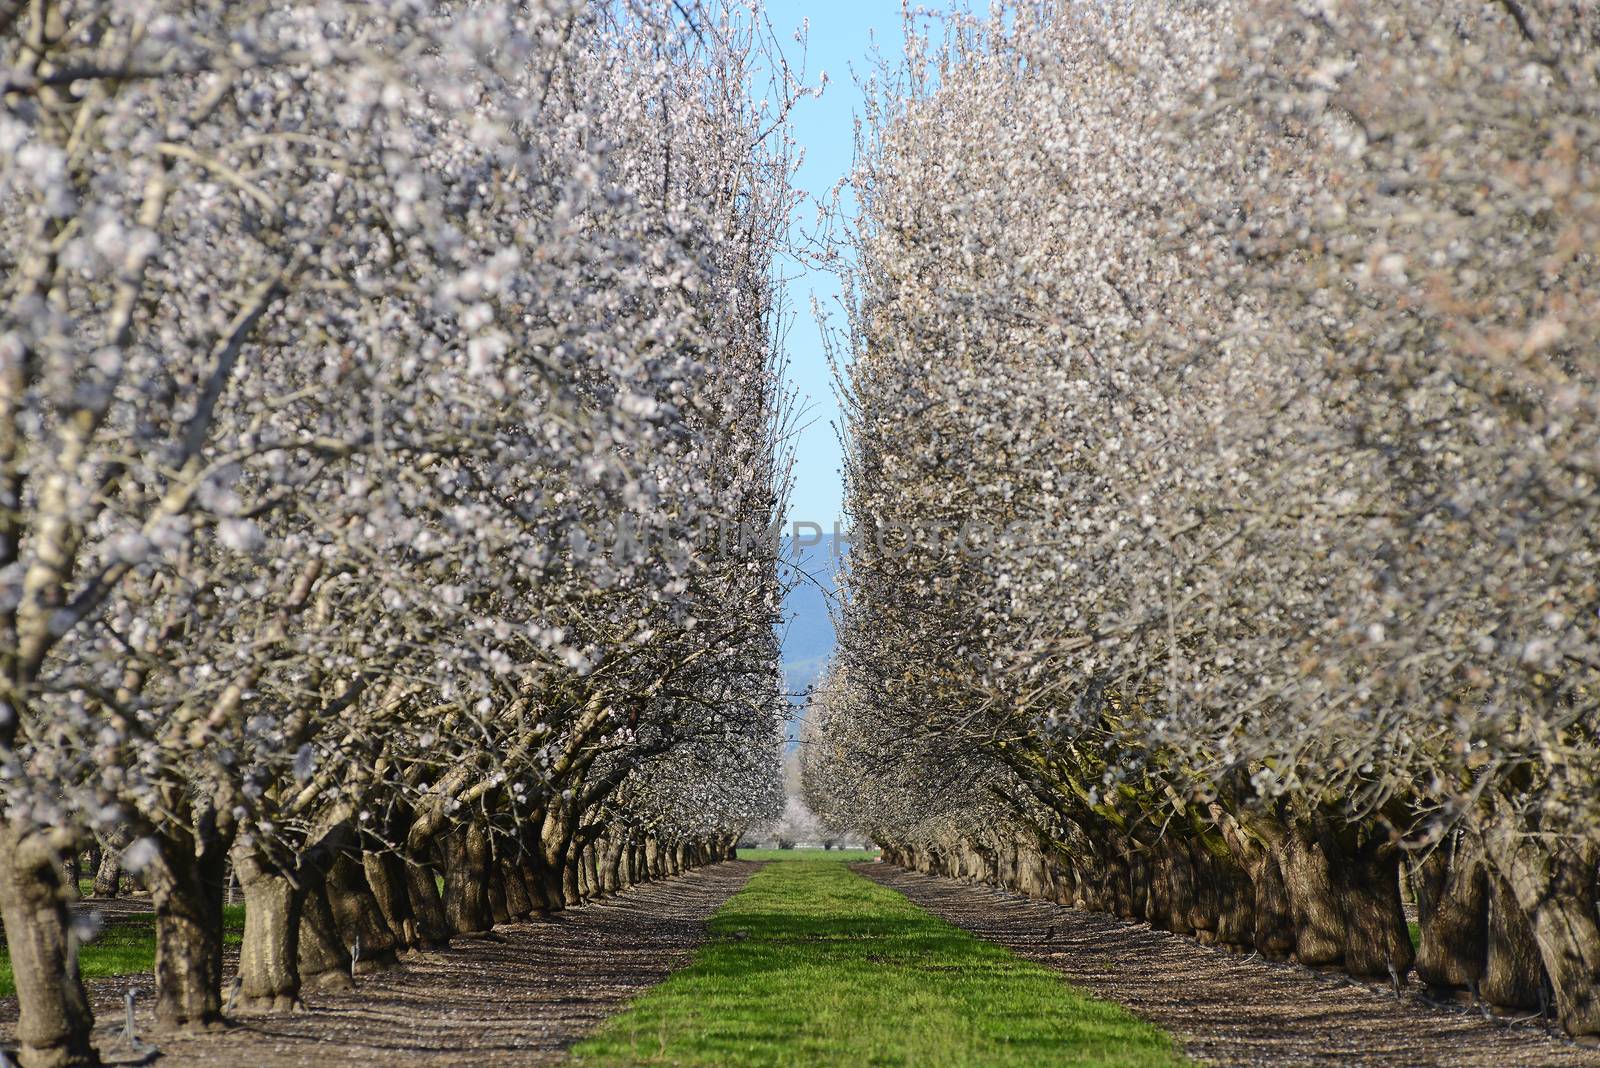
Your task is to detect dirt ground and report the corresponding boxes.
[2,861,759,1067]
[11,858,1598,1066]
[860,862,1600,1068]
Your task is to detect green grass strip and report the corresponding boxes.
[572,851,1186,1067]
[1,903,244,998]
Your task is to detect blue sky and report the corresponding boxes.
[764,0,909,530]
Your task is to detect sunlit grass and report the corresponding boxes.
[573,853,1184,1067]
[736,847,879,863]
[0,904,244,998]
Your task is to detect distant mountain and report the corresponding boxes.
[776,533,844,739]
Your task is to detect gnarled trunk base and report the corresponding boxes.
[0,827,99,1068]
[232,842,304,1014]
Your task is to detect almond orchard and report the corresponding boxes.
[806,0,1600,1042]
[5,2,1599,1066]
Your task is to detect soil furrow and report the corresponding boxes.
[859,863,1600,1068]
[3,861,760,1068]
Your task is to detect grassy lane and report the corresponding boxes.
[572,851,1184,1068]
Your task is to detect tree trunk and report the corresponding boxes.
[601,835,626,895]
[81,847,100,896]
[1185,840,1220,943]
[231,841,303,1013]
[1143,841,1170,927]
[1415,836,1488,991]
[325,851,399,973]
[363,850,418,951]
[645,838,661,879]
[1098,843,1132,918]
[576,847,593,900]
[1154,837,1196,935]
[61,852,80,895]
[1126,845,1151,922]
[524,849,564,913]
[563,850,582,905]
[1015,840,1046,900]
[582,845,600,899]
[1413,846,1448,927]
[488,863,512,926]
[297,883,354,992]
[1336,830,1414,980]
[1222,816,1295,960]
[1205,840,1256,950]
[90,849,121,900]
[402,848,450,948]
[146,833,228,1032]
[501,859,534,919]
[0,826,98,1067]
[443,822,493,936]
[1502,837,1600,1035]
[1481,874,1545,1010]
[1282,822,1344,966]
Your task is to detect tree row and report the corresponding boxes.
[807,0,1600,1037]
[0,3,794,1065]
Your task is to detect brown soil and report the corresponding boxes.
[70,895,159,924]
[859,863,1600,1068]
[2,861,758,1067]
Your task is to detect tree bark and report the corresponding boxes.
[402,848,450,948]
[1413,847,1448,927]
[1153,837,1196,936]
[231,841,303,1013]
[582,844,600,900]
[1481,874,1546,1010]
[1251,840,1297,959]
[624,840,641,886]
[325,851,399,973]
[1185,839,1221,943]
[1222,814,1295,960]
[1501,837,1600,1034]
[1415,836,1488,991]
[645,838,661,879]
[363,850,418,951]
[1098,843,1132,918]
[1336,830,1414,980]
[523,848,563,913]
[1282,822,1344,966]
[1204,840,1256,950]
[145,832,228,1032]
[443,822,494,936]
[61,853,80,895]
[1126,844,1151,922]
[1143,840,1171,928]
[501,858,534,919]
[297,863,354,992]
[601,834,626,895]
[577,846,594,900]
[488,862,512,926]
[563,849,582,905]
[90,848,121,900]
[0,826,98,1067]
